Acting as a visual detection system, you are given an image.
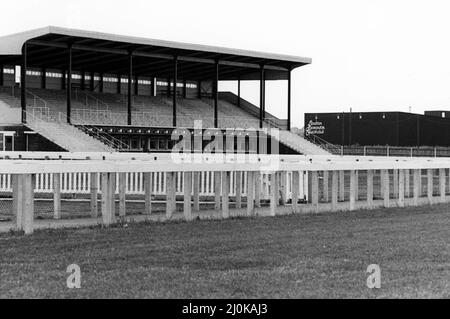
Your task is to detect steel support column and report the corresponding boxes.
[127,52,133,126]
[21,44,27,124]
[167,78,171,97]
[259,65,265,129]
[172,57,178,127]
[237,76,241,108]
[61,70,66,90]
[183,79,187,98]
[66,44,72,124]
[90,72,94,91]
[0,63,3,86]
[150,76,155,96]
[214,61,219,128]
[42,68,46,89]
[99,73,104,93]
[287,68,292,131]
[117,73,121,94]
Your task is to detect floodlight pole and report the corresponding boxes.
[21,43,27,124]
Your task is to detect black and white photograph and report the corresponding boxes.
[0,0,449,304]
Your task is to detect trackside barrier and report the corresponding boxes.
[1,152,450,234]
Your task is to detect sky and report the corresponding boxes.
[1,0,450,128]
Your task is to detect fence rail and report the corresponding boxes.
[2,152,450,235]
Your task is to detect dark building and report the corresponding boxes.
[0,124,65,152]
[304,111,450,147]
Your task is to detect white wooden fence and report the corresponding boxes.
[0,171,308,199]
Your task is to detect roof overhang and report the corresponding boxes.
[0,26,311,81]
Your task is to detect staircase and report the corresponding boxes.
[26,111,113,152]
[276,130,331,155]
[0,88,121,152]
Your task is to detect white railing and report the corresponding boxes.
[0,170,308,200]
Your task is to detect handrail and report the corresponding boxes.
[10,87,48,109]
[57,111,130,151]
[73,88,111,112]
[305,134,342,155]
[28,106,129,151]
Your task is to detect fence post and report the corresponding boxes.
[279,171,287,205]
[311,171,319,212]
[427,169,433,204]
[193,172,200,211]
[22,174,35,235]
[381,169,390,208]
[331,171,338,211]
[367,170,374,208]
[398,169,405,207]
[393,169,399,199]
[247,171,255,216]
[183,171,193,221]
[90,172,98,218]
[235,171,242,209]
[144,172,152,215]
[439,168,446,203]
[119,173,127,219]
[405,169,410,198]
[254,171,261,208]
[349,170,356,211]
[214,171,221,210]
[338,170,345,202]
[413,169,420,206]
[292,171,300,213]
[13,174,34,234]
[166,172,176,219]
[221,171,230,218]
[270,172,278,217]
[101,172,116,226]
[101,173,111,226]
[323,171,329,202]
[12,175,21,229]
[53,173,61,220]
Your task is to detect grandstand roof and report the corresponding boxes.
[0,26,311,81]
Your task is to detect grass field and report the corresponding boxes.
[0,204,449,299]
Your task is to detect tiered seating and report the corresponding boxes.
[26,88,263,129]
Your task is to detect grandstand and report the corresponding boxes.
[0,26,327,154]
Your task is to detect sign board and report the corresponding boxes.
[305,120,325,136]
